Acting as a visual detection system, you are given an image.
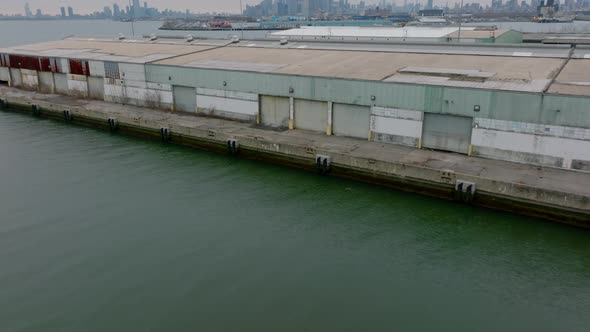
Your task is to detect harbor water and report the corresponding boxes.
[1,20,589,332]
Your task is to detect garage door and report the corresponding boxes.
[9,68,21,87]
[173,85,196,112]
[294,99,327,133]
[0,67,9,83]
[38,72,54,93]
[422,113,473,154]
[54,73,68,94]
[260,95,289,128]
[88,76,105,100]
[333,103,370,139]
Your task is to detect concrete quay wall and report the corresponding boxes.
[1,89,589,228]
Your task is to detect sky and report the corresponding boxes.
[1,0,485,15]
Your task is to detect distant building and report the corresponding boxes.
[67,6,74,17]
[113,4,121,17]
[35,9,42,18]
[104,6,113,18]
[24,3,33,17]
[133,0,142,18]
[60,7,66,17]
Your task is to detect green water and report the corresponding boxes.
[1,110,589,332]
[1,20,590,331]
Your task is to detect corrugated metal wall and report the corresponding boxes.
[260,95,290,128]
[88,77,105,100]
[146,65,590,129]
[422,113,473,154]
[173,85,196,112]
[294,99,327,132]
[333,103,370,139]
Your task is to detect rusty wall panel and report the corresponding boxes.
[69,59,89,76]
[9,55,40,71]
[40,58,51,72]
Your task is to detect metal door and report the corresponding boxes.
[173,85,196,112]
[88,76,105,100]
[333,103,370,139]
[422,113,473,154]
[0,67,9,83]
[9,68,21,87]
[294,99,327,132]
[260,95,289,128]
[38,72,54,93]
[54,73,68,94]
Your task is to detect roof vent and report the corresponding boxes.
[117,33,125,40]
[185,35,194,42]
[231,35,240,43]
[149,34,158,41]
[280,38,288,45]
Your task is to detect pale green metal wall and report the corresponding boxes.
[145,64,590,129]
[495,30,524,44]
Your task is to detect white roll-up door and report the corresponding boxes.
[294,99,327,133]
[38,72,54,93]
[88,77,105,100]
[422,113,473,154]
[333,103,370,139]
[260,95,290,128]
[54,73,68,94]
[173,85,196,112]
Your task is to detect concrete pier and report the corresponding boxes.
[1,86,589,228]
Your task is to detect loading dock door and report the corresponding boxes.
[422,113,473,154]
[333,103,370,139]
[260,95,290,128]
[173,85,196,112]
[294,99,327,132]
[38,72,54,93]
[54,73,68,94]
[88,77,105,100]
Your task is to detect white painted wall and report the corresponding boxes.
[21,69,38,89]
[196,88,259,119]
[197,88,258,101]
[472,129,590,168]
[370,106,423,146]
[197,95,258,116]
[67,74,88,96]
[104,79,173,108]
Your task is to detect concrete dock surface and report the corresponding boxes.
[1,86,589,227]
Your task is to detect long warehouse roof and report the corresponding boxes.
[1,37,589,96]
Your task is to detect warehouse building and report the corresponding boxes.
[270,26,524,43]
[0,37,589,171]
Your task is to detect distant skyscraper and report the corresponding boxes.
[67,6,74,17]
[133,0,141,17]
[427,0,434,8]
[113,4,121,17]
[302,0,310,17]
[60,7,66,17]
[35,9,42,17]
[24,3,33,17]
[104,6,113,18]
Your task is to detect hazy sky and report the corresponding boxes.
[1,0,481,15]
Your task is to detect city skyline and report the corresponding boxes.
[1,0,498,15]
